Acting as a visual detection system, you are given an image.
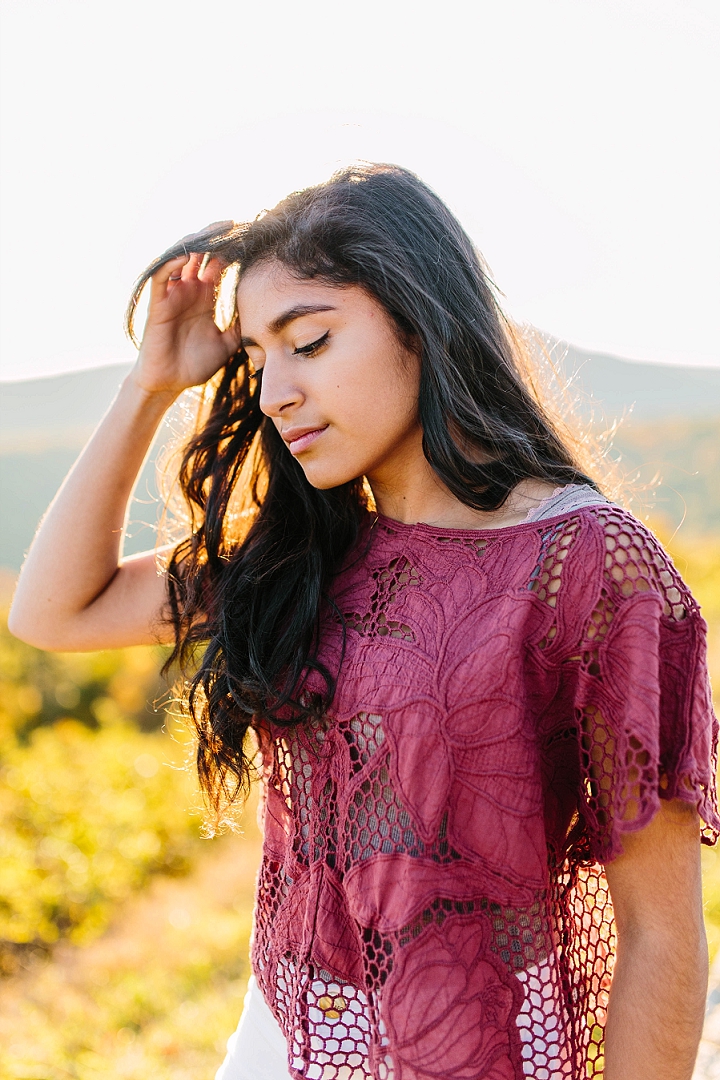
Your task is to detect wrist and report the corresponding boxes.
[124,365,181,411]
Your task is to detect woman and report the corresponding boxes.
[9,164,717,1079]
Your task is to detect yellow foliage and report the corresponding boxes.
[0,826,262,1079]
[0,617,202,969]
[0,623,171,745]
[0,719,202,958]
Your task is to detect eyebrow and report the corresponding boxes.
[239,304,336,348]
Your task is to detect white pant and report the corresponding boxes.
[215,975,292,1080]
[216,962,566,1080]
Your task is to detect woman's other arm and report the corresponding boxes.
[604,798,707,1080]
[8,252,240,650]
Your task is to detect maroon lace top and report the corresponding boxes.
[251,499,718,1079]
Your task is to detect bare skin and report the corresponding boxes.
[8,254,708,1075]
[604,798,707,1079]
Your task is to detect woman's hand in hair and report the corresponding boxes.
[9,250,244,652]
[132,252,241,399]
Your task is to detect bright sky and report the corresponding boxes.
[0,0,718,381]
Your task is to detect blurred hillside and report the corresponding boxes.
[1,350,719,570]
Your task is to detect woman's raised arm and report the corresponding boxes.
[8,251,241,651]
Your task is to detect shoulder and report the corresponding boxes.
[574,503,696,622]
[527,502,699,658]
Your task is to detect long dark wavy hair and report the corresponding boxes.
[126,163,598,821]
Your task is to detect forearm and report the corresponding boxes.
[604,805,708,1080]
[605,925,706,1078]
[9,371,176,643]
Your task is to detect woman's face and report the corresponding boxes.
[236,260,423,491]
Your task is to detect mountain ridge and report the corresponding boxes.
[1,349,718,571]
[2,346,720,453]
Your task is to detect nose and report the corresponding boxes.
[258,355,304,419]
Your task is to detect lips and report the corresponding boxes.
[282,425,328,456]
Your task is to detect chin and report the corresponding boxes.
[298,460,360,490]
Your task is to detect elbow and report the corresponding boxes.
[6,601,31,644]
[7,601,69,652]
[8,613,45,650]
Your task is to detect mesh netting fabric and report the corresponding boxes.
[250,503,718,1079]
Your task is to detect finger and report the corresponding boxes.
[198,254,225,289]
[180,252,204,282]
[152,254,190,288]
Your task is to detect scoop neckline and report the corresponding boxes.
[373,501,605,538]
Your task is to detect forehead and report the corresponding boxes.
[237,262,339,319]
[236,260,386,341]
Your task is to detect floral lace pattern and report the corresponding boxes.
[252,503,719,1079]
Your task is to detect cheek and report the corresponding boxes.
[331,356,420,462]
[367,360,419,433]
[335,340,419,425]
[297,365,419,488]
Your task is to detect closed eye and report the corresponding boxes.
[293,331,330,357]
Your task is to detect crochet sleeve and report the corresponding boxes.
[569,507,719,863]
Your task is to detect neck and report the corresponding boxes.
[367,433,560,531]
